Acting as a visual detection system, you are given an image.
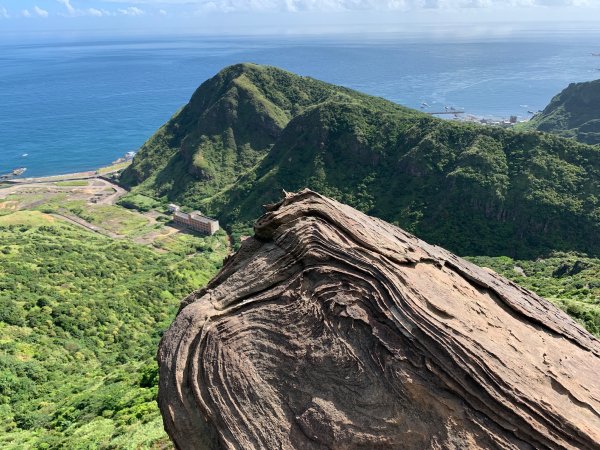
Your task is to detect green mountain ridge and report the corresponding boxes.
[123,63,600,259]
[121,63,413,199]
[528,79,600,145]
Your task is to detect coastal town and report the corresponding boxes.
[423,104,540,127]
[451,112,536,127]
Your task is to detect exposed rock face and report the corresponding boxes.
[158,190,600,450]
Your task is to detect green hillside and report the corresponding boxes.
[120,63,418,205]
[0,211,227,448]
[527,79,600,145]
[122,64,600,259]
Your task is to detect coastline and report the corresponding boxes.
[2,161,131,185]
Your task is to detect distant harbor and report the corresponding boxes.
[425,105,540,128]
[454,113,536,128]
[1,150,136,183]
[0,151,136,186]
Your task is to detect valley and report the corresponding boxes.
[0,171,217,250]
[0,170,229,448]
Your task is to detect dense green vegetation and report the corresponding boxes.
[1,211,597,450]
[0,211,228,448]
[120,63,417,200]
[122,64,600,259]
[527,79,600,145]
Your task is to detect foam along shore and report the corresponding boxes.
[4,160,131,185]
[7,170,98,184]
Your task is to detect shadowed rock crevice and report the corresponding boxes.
[158,189,600,450]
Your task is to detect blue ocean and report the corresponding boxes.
[1,31,600,177]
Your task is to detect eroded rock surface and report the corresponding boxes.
[158,190,600,450]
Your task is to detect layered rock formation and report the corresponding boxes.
[158,190,600,450]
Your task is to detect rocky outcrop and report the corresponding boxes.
[158,190,600,450]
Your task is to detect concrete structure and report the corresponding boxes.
[173,210,220,235]
[168,204,180,213]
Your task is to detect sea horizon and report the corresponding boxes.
[2,28,600,178]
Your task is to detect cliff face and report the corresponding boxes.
[157,190,600,450]
[529,79,600,145]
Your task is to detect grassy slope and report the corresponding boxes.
[0,211,228,449]
[527,79,600,145]
[122,64,600,259]
[119,63,386,202]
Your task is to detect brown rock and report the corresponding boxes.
[158,189,600,450]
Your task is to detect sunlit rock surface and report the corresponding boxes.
[158,190,600,450]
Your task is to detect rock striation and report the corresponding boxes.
[158,190,600,450]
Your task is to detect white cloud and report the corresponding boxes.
[184,0,598,11]
[159,8,168,15]
[56,1,112,17]
[88,8,106,16]
[57,0,76,15]
[33,6,49,17]
[21,9,31,17]
[118,6,145,15]
[0,7,8,18]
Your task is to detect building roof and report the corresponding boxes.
[174,210,219,226]
[174,211,189,220]
[189,212,219,225]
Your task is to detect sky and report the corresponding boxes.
[0,0,600,36]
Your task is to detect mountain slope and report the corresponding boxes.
[528,79,600,145]
[120,63,419,203]
[123,64,600,259]
[0,211,228,449]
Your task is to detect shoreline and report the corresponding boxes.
[2,161,131,185]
